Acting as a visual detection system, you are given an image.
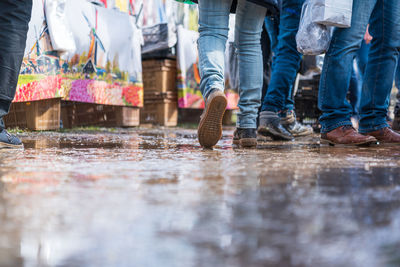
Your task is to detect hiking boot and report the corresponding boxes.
[233,128,257,148]
[0,129,23,149]
[281,111,313,137]
[197,89,227,148]
[364,127,400,145]
[258,111,293,141]
[321,125,377,146]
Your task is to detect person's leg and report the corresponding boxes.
[0,0,32,148]
[359,0,400,136]
[0,0,32,128]
[258,0,311,140]
[235,0,266,129]
[261,0,303,113]
[197,0,232,148]
[318,0,377,133]
[264,16,279,55]
[231,0,266,147]
[197,0,232,99]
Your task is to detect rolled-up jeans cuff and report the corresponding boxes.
[320,120,353,133]
[358,122,389,133]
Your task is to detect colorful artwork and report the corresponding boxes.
[15,0,143,107]
[15,74,143,107]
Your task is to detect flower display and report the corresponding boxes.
[15,75,62,102]
[122,85,143,107]
[14,74,143,107]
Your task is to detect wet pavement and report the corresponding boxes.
[0,127,400,267]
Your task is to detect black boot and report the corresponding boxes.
[233,128,257,148]
[258,111,293,141]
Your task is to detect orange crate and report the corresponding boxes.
[4,98,61,130]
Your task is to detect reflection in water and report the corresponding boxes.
[0,129,398,266]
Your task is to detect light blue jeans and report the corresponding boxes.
[198,0,267,129]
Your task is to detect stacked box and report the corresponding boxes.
[141,59,178,126]
[4,98,61,130]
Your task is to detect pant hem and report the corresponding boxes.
[320,120,353,133]
[358,122,389,133]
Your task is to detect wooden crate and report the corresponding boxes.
[61,101,139,128]
[115,106,140,127]
[142,59,177,93]
[4,98,61,130]
[141,100,178,127]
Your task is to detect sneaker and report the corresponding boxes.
[258,111,293,141]
[197,89,227,148]
[0,129,23,149]
[281,111,313,137]
[233,128,257,148]
[321,125,377,146]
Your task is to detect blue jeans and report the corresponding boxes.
[198,0,266,128]
[0,0,32,129]
[319,0,400,133]
[264,16,279,55]
[261,0,304,113]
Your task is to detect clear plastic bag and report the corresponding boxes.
[296,0,331,55]
[312,0,352,28]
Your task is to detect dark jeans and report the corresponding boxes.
[0,0,32,129]
[261,0,304,113]
[319,0,400,133]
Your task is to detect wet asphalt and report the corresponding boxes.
[0,127,399,267]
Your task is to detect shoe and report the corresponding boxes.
[197,90,227,148]
[0,129,23,149]
[320,125,377,146]
[258,111,293,141]
[233,128,257,148]
[281,111,313,137]
[364,127,400,145]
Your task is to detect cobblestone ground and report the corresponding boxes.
[0,128,399,267]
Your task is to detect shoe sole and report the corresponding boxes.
[258,126,293,141]
[232,138,257,148]
[320,139,378,147]
[291,129,314,137]
[0,142,24,149]
[198,94,227,148]
[240,138,257,148]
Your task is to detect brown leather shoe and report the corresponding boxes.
[197,90,227,148]
[321,125,377,146]
[364,127,400,145]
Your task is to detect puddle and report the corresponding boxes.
[0,128,399,267]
